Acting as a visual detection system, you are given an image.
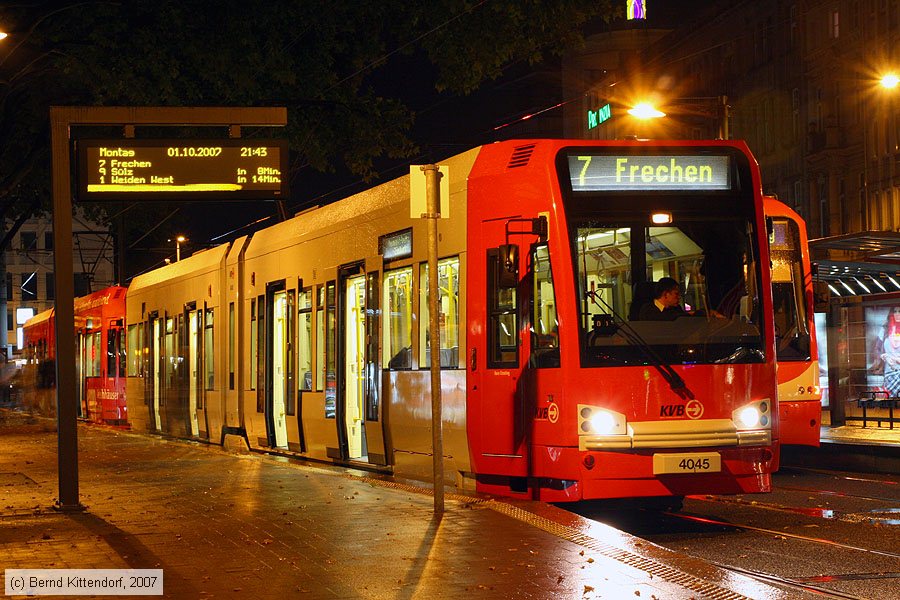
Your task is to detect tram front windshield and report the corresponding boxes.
[575,215,764,366]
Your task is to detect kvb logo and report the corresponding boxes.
[685,399,704,419]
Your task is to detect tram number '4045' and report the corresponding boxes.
[652,452,721,475]
[679,458,710,471]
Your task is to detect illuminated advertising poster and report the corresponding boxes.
[814,313,828,406]
[864,304,900,395]
[627,0,646,20]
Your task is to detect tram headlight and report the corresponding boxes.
[732,399,771,430]
[736,406,759,428]
[578,405,626,436]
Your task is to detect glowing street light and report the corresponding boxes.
[627,102,666,119]
[169,235,187,262]
[860,71,899,226]
[0,32,8,41]
[627,96,730,139]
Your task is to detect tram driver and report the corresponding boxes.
[637,277,723,321]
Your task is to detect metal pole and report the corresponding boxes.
[176,240,181,262]
[422,164,444,515]
[863,96,869,229]
[50,109,82,512]
[719,95,729,140]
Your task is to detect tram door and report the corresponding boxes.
[473,219,528,471]
[188,310,200,437]
[151,317,162,431]
[265,282,289,448]
[342,274,367,460]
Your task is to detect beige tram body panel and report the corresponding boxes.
[241,148,478,481]
[126,244,231,438]
[223,236,250,433]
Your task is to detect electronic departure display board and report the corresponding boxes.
[567,154,731,192]
[77,139,288,201]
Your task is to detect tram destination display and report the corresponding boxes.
[77,139,288,200]
[568,153,731,192]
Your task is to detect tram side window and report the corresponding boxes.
[366,271,380,421]
[419,257,460,368]
[127,323,143,377]
[316,286,325,392]
[118,328,126,377]
[250,298,257,392]
[107,328,119,378]
[204,308,214,391]
[298,288,313,391]
[285,290,296,416]
[487,248,519,368]
[108,326,125,378]
[531,244,559,368]
[383,267,413,369]
[165,318,175,388]
[85,331,102,377]
[325,282,336,419]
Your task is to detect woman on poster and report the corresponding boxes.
[875,307,900,396]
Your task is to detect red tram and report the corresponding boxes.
[22,286,128,426]
[125,139,780,504]
[764,196,821,446]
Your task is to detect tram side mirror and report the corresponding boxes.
[498,244,518,288]
[813,280,830,312]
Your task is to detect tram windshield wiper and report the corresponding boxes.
[585,291,695,400]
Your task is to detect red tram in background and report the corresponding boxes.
[764,196,821,446]
[22,286,128,426]
[123,139,780,505]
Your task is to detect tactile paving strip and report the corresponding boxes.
[486,501,752,600]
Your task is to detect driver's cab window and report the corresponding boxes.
[575,219,762,366]
[531,244,559,368]
[488,247,518,368]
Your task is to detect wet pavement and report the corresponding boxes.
[0,408,814,599]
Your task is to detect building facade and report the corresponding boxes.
[4,208,116,353]
[562,0,900,428]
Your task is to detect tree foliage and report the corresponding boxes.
[0,0,611,243]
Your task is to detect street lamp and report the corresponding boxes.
[627,95,730,140]
[169,235,186,262]
[861,71,899,229]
